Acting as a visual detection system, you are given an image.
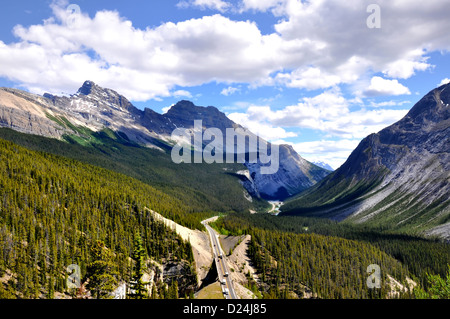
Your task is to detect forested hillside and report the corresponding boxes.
[213,212,450,298]
[0,137,196,298]
[0,127,269,216]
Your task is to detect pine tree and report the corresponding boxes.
[85,240,118,299]
[128,232,148,299]
[168,279,179,299]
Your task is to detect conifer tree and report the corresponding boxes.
[86,240,118,299]
[128,232,148,299]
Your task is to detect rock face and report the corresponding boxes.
[0,88,76,138]
[246,144,330,200]
[162,101,330,199]
[282,83,450,238]
[0,80,330,200]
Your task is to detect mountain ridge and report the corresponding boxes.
[282,82,450,239]
[0,80,330,201]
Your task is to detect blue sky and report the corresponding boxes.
[0,0,449,169]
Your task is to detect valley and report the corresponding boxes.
[0,80,448,300]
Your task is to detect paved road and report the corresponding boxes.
[202,220,238,299]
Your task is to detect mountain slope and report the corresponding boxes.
[0,81,330,200]
[282,82,450,238]
[0,126,266,216]
[0,84,268,214]
[0,137,197,298]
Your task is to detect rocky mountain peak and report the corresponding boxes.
[404,81,450,124]
[73,80,137,114]
[169,100,196,110]
[167,100,224,116]
[77,80,97,96]
[164,100,236,130]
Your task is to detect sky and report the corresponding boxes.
[0,0,449,169]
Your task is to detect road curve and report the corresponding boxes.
[202,219,238,299]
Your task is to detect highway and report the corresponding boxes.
[202,219,238,299]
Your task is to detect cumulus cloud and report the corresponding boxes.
[275,67,341,90]
[0,3,286,100]
[1,0,449,101]
[220,86,240,96]
[227,108,297,142]
[173,90,193,98]
[264,0,446,89]
[364,77,411,97]
[382,50,431,79]
[291,139,362,170]
[231,95,408,168]
[228,89,409,140]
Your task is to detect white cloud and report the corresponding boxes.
[292,139,361,170]
[0,0,449,102]
[239,0,283,12]
[439,78,450,86]
[364,77,411,97]
[228,89,409,140]
[173,90,193,98]
[227,108,297,142]
[0,5,286,100]
[275,67,341,90]
[162,105,173,114]
[269,138,361,170]
[370,100,411,108]
[382,51,431,79]
[220,86,240,96]
[177,0,231,12]
[268,0,446,86]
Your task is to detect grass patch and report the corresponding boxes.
[195,282,225,299]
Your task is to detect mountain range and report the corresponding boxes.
[1,78,449,301]
[0,80,329,202]
[282,82,450,239]
[1,80,449,239]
